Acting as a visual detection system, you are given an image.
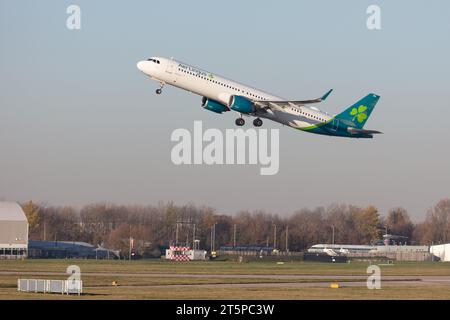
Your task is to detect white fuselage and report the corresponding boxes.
[137,57,333,129]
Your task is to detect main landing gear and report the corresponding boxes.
[235,118,245,126]
[156,82,165,94]
[235,117,263,127]
[253,118,263,127]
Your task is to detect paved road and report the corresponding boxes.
[1,271,450,280]
[101,280,447,289]
[1,271,450,287]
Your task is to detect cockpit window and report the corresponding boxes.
[147,58,160,64]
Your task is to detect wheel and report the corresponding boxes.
[235,118,245,126]
[253,118,263,127]
[156,88,162,94]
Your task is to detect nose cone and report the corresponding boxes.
[137,60,147,73]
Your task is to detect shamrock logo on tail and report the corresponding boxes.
[350,105,368,123]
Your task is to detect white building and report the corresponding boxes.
[430,244,450,262]
[165,246,206,261]
[0,202,29,259]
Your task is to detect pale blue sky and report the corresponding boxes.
[1,0,449,220]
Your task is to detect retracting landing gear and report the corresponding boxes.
[156,82,165,94]
[235,118,245,126]
[253,118,263,127]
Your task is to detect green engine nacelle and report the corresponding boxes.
[201,97,229,114]
[229,95,254,114]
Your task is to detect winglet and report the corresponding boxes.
[321,89,333,101]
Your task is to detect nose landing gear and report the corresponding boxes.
[156,82,165,95]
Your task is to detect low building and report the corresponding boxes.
[376,245,429,254]
[308,243,431,261]
[219,246,277,256]
[430,244,450,262]
[0,202,28,259]
[165,246,206,261]
[28,240,119,259]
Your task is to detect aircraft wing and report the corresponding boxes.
[253,89,333,111]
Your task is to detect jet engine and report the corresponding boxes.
[201,97,229,114]
[229,95,254,114]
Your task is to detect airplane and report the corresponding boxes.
[137,57,382,138]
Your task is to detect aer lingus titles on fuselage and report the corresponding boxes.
[137,57,382,138]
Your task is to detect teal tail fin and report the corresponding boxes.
[335,93,380,129]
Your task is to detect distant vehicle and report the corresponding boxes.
[137,57,382,138]
[323,248,338,256]
[308,244,376,255]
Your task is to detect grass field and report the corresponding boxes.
[1,259,449,299]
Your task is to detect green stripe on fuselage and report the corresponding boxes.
[297,117,372,138]
[299,118,333,131]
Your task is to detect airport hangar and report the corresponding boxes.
[0,201,28,259]
[0,201,118,259]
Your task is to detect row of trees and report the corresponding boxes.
[22,199,450,257]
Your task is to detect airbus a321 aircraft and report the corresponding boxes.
[137,57,382,138]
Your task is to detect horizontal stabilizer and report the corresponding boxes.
[348,127,383,135]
